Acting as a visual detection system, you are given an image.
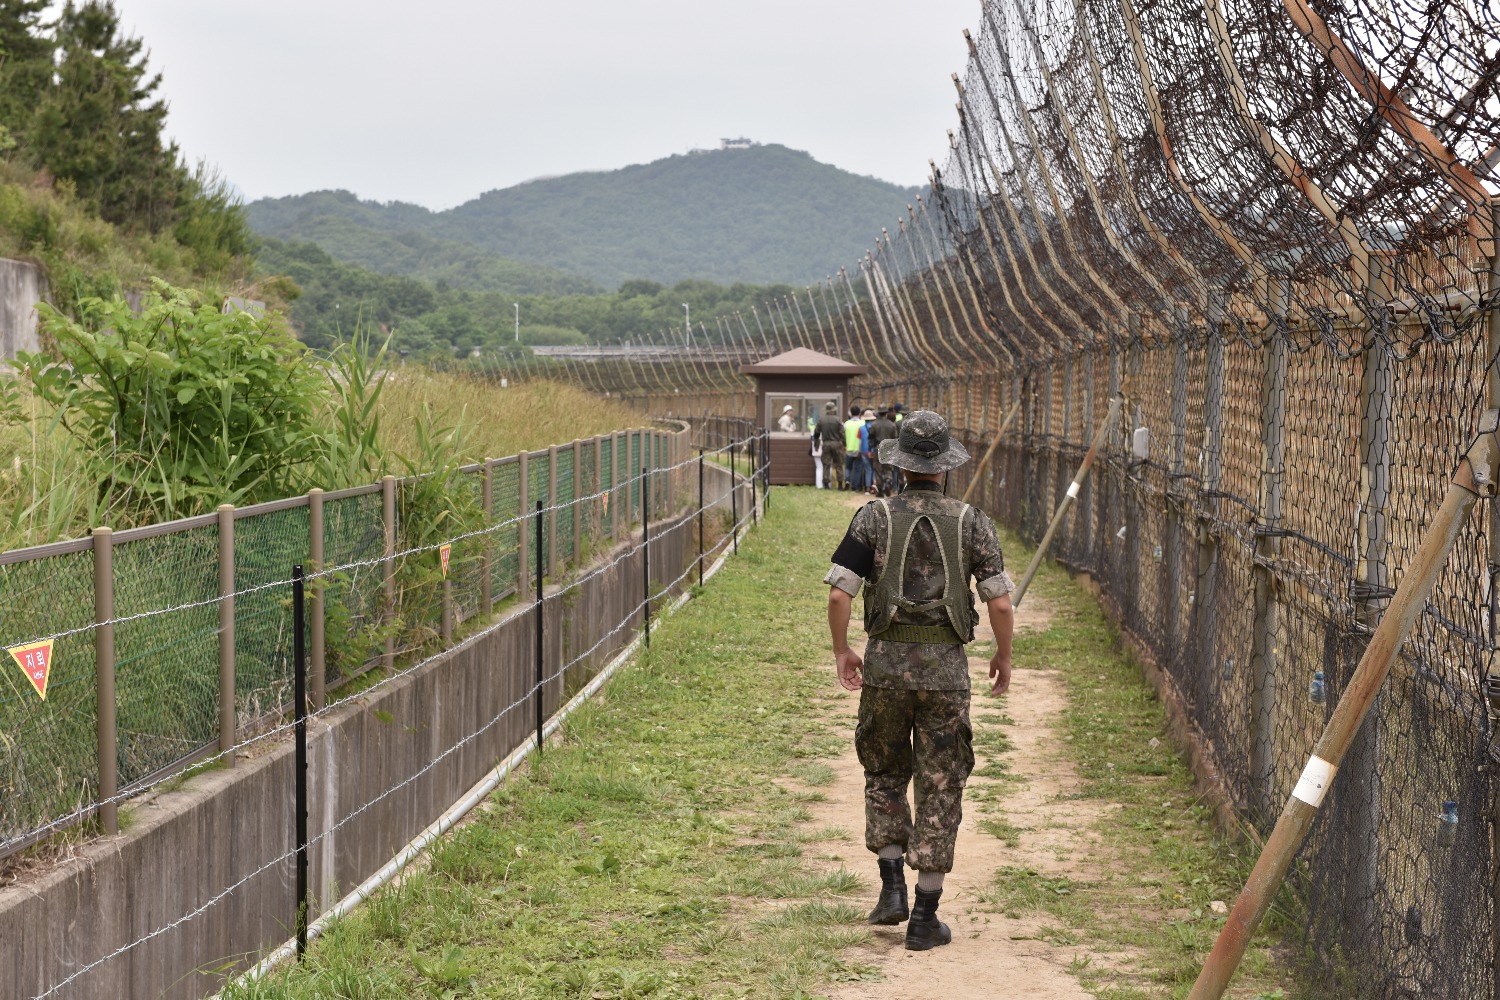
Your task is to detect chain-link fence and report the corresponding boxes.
[0,426,689,860]
[548,1,1500,993]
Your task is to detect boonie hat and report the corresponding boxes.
[824,401,837,411]
[861,408,875,420]
[878,409,970,474]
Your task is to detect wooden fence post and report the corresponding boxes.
[481,460,494,615]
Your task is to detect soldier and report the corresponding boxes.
[813,401,847,490]
[823,409,1015,951]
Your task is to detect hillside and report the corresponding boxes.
[247,144,922,289]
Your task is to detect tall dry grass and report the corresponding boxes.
[0,370,650,552]
[374,371,648,463]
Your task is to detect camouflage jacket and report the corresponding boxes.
[824,482,1013,690]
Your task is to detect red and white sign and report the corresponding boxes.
[8,639,54,701]
[439,544,452,579]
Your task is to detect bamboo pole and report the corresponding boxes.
[1189,410,1500,999]
[963,400,1024,504]
[1013,398,1122,607]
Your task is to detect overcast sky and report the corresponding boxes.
[112,0,979,210]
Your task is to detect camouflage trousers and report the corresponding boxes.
[855,685,974,873]
[821,444,846,489]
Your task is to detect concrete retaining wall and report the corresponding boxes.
[0,461,747,1000]
[0,257,47,359]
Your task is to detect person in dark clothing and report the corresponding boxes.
[813,402,847,490]
[867,409,900,497]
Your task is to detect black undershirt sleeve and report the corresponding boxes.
[831,529,876,577]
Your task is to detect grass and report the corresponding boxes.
[967,529,1301,999]
[376,372,648,463]
[222,486,880,1000]
[0,373,650,551]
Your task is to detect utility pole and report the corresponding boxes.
[683,303,691,347]
[513,302,520,343]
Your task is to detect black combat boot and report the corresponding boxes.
[905,886,952,950]
[867,858,909,925]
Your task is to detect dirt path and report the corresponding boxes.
[799,497,1108,997]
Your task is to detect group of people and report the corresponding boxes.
[811,401,906,496]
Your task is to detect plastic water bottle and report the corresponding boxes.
[1437,801,1458,848]
[1308,670,1327,706]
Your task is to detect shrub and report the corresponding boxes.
[12,279,331,522]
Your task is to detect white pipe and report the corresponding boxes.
[221,496,759,993]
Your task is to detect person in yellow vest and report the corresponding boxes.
[844,405,866,492]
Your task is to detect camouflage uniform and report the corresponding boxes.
[825,483,1013,872]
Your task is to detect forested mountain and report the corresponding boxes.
[248,144,922,290]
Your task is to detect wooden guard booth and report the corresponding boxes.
[740,348,868,485]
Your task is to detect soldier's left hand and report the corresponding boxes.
[988,652,1012,697]
[835,648,864,691]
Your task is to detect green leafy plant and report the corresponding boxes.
[15,279,330,522]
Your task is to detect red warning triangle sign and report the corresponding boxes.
[440,543,452,579]
[8,639,54,700]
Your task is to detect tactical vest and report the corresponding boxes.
[864,496,978,645]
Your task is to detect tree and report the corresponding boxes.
[0,0,53,145]
[30,1,183,232]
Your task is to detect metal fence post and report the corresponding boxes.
[1081,352,1096,559]
[1250,279,1290,819]
[534,500,544,753]
[517,451,530,595]
[730,442,739,555]
[1196,301,1225,722]
[93,526,117,835]
[698,448,705,587]
[481,460,494,615]
[1168,326,1189,655]
[218,504,237,761]
[307,490,326,711]
[381,475,396,672]
[1345,262,1395,939]
[292,565,309,959]
[643,465,652,648]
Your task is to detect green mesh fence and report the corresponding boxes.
[322,489,385,688]
[599,438,616,544]
[556,445,576,567]
[0,430,694,856]
[491,461,521,600]
[452,469,485,625]
[233,506,310,724]
[0,546,98,849]
[113,525,220,786]
[629,432,642,520]
[527,452,548,582]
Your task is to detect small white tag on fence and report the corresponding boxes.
[1291,755,1336,808]
[1066,482,1081,499]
